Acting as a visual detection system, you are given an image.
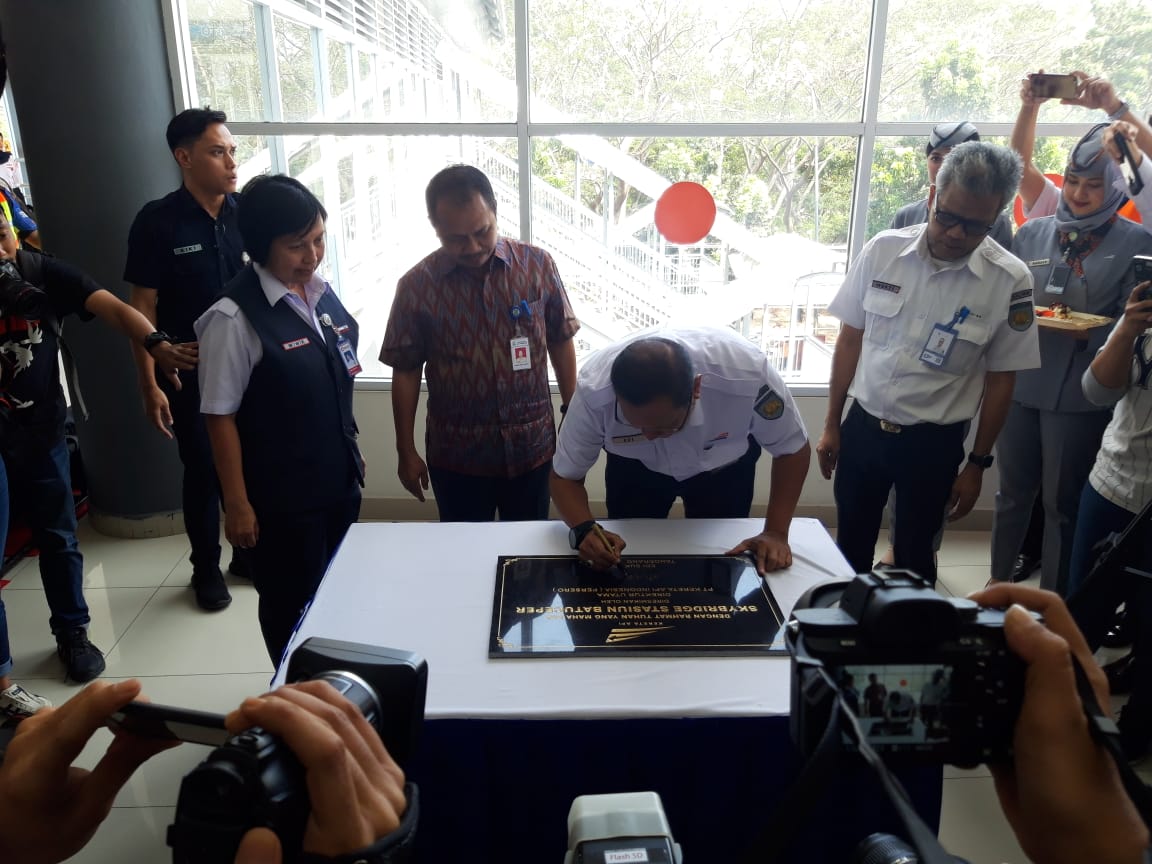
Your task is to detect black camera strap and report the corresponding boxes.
[740,668,961,864]
[1070,654,1152,829]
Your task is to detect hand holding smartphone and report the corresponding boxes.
[1030,72,1079,101]
[1115,134,1145,197]
[107,701,231,747]
[1133,255,1152,302]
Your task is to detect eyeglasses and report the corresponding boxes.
[614,397,693,437]
[932,203,996,238]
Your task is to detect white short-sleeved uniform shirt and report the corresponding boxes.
[827,225,1040,426]
[195,263,329,415]
[552,327,809,482]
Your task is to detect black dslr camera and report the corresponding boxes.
[786,570,1031,766]
[0,259,43,318]
[162,638,427,864]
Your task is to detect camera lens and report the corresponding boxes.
[311,670,382,730]
[854,832,918,864]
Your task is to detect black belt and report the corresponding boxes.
[851,404,962,436]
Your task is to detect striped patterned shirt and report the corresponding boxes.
[1086,326,1152,512]
[381,238,579,477]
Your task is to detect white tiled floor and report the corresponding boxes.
[0,520,274,862]
[0,522,1134,862]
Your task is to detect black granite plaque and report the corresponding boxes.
[489,555,786,657]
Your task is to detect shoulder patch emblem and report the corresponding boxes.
[753,384,785,420]
[1008,300,1035,331]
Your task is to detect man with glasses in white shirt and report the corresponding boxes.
[550,327,811,576]
[817,142,1040,586]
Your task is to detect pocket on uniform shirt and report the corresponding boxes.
[862,288,906,348]
[522,298,548,342]
[939,318,991,375]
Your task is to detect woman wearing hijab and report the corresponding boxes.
[196,175,364,664]
[989,120,1152,594]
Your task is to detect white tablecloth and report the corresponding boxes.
[275,517,852,718]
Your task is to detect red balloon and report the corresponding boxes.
[654,181,717,244]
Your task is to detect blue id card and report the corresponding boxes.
[337,336,362,376]
[920,306,970,367]
[920,324,957,367]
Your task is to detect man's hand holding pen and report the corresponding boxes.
[578,523,627,570]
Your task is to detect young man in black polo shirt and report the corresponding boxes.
[123,108,247,611]
[0,213,187,684]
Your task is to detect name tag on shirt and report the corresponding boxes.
[510,336,531,371]
[173,244,203,255]
[1027,258,1050,267]
[337,336,362,377]
[611,434,645,445]
[283,337,310,351]
[871,279,901,294]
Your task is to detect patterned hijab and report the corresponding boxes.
[1054,123,1126,274]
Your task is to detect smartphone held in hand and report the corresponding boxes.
[1030,72,1078,100]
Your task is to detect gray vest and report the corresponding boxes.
[1011,214,1152,412]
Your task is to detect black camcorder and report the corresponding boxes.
[162,638,427,864]
[0,258,42,318]
[786,570,1032,766]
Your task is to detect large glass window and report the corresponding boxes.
[879,0,1152,124]
[177,0,1152,386]
[529,0,870,123]
[187,0,266,120]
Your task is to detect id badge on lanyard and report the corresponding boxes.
[1046,262,1072,296]
[320,312,361,377]
[509,300,532,371]
[920,306,969,368]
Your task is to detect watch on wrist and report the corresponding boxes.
[569,519,597,550]
[143,330,172,352]
[1107,100,1130,121]
[968,452,994,470]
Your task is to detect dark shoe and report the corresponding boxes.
[56,627,106,683]
[1105,652,1136,695]
[227,550,253,581]
[873,560,895,571]
[1103,608,1134,649]
[1010,554,1041,583]
[192,569,232,611]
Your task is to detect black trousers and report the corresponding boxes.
[429,460,551,522]
[251,492,361,665]
[833,404,965,586]
[605,436,761,519]
[165,375,224,574]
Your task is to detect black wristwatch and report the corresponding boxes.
[569,519,598,550]
[143,330,172,352]
[967,452,994,470]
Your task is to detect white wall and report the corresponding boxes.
[353,388,997,528]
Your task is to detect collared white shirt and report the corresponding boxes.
[552,327,809,482]
[196,263,331,415]
[827,225,1040,426]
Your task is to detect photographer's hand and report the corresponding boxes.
[226,681,408,860]
[0,680,177,864]
[1104,121,1144,168]
[969,585,1149,864]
